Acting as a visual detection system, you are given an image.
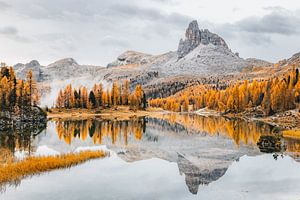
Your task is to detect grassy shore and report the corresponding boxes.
[47,106,164,120]
[0,150,107,186]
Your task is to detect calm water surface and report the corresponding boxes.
[1,113,300,200]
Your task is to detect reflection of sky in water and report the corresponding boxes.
[2,115,300,199]
[2,154,300,200]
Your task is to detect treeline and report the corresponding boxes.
[0,66,39,113]
[150,68,300,116]
[56,80,146,110]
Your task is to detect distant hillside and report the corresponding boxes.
[13,58,104,82]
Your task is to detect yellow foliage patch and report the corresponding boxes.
[0,150,107,185]
[283,129,300,139]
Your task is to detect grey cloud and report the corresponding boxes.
[36,33,78,51]
[11,0,190,29]
[235,9,300,35]
[214,8,300,48]
[106,3,191,28]
[99,36,130,48]
[0,26,18,35]
[150,0,176,3]
[0,26,31,43]
[263,6,286,12]
[0,1,10,10]
[241,32,272,46]
[106,3,162,21]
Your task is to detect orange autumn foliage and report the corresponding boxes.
[56,81,146,110]
[150,68,300,115]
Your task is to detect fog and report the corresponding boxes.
[40,76,109,108]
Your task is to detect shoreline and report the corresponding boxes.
[47,106,164,121]
[194,108,300,131]
[47,106,300,137]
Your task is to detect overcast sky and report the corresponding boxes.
[0,0,300,66]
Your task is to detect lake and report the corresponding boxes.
[1,113,300,200]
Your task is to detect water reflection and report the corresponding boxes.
[51,114,292,157]
[1,114,300,198]
[53,118,146,146]
[177,153,227,194]
[2,154,300,200]
[0,124,45,163]
[283,137,300,162]
[150,113,276,146]
[256,135,285,153]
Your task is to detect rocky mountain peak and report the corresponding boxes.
[28,60,40,67]
[13,60,43,81]
[56,58,78,65]
[177,20,229,59]
[185,20,201,46]
[46,58,78,69]
[107,51,152,68]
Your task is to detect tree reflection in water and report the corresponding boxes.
[54,118,147,145]
[0,123,46,164]
[151,113,276,146]
[52,114,277,148]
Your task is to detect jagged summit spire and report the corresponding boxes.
[177,20,229,59]
[185,20,201,44]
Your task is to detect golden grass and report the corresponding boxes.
[0,150,107,185]
[283,129,300,139]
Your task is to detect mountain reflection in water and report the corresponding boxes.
[1,113,300,197]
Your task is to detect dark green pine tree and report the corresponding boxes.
[89,91,96,108]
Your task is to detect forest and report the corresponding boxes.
[149,68,300,116]
[0,66,39,114]
[55,80,147,110]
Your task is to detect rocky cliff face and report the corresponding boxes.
[177,20,229,59]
